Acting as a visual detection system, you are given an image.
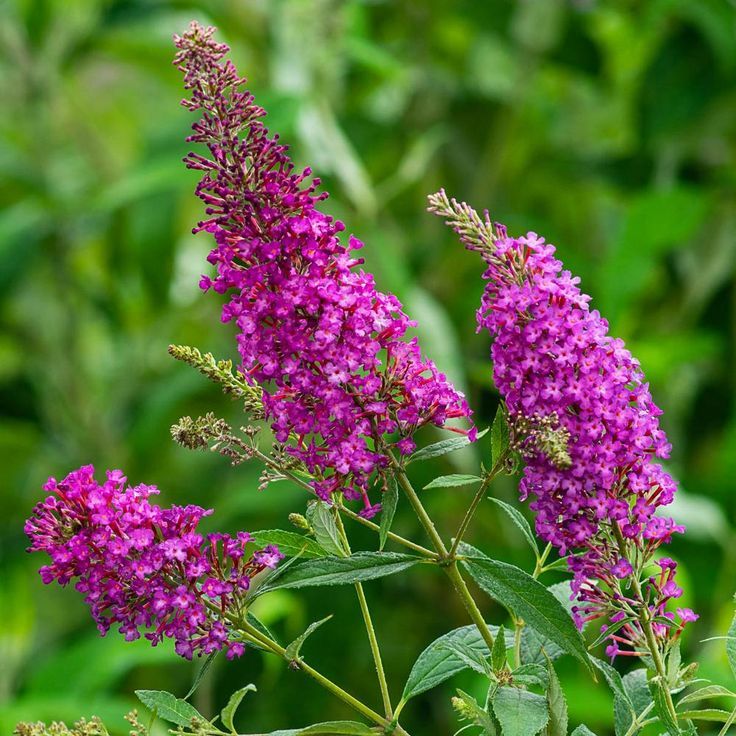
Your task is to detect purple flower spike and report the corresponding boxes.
[173,23,472,515]
[25,465,281,659]
[429,191,694,656]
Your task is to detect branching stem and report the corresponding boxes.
[389,454,496,653]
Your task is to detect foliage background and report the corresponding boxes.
[1,0,735,733]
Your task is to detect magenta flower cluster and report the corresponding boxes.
[173,23,471,516]
[469,224,695,650]
[25,465,283,660]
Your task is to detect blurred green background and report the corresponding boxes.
[1,0,735,733]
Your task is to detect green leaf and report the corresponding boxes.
[453,689,497,735]
[423,474,482,490]
[652,678,681,735]
[256,552,421,594]
[184,651,218,700]
[298,722,375,735]
[284,616,333,661]
[407,428,488,464]
[512,663,549,688]
[678,709,733,722]
[267,721,375,735]
[400,624,511,703]
[491,404,510,470]
[245,611,279,651]
[623,669,653,714]
[592,658,637,736]
[521,582,582,665]
[306,501,346,557]
[135,690,207,728]
[252,530,328,559]
[459,544,591,671]
[593,658,635,708]
[487,497,539,555]
[492,624,507,671]
[545,660,568,736]
[492,687,549,736]
[570,726,598,736]
[379,477,399,551]
[221,684,257,733]
[727,610,736,680]
[678,684,736,706]
[668,641,682,689]
[439,639,492,677]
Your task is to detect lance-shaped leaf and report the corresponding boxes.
[487,497,538,556]
[284,616,333,661]
[592,658,637,736]
[459,544,591,671]
[491,404,510,469]
[267,721,375,735]
[407,428,489,464]
[244,611,279,652]
[252,530,328,559]
[439,638,492,677]
[135,690,207,728]
[677,684,736,706]
[221,684,257,733]
[521,582,583,665]
[677,709,733,722]
[184,651,219,699]
[727,610,736,681]
[570,726,598,736]
[652,678,682,735]
[256,552,422,594]
[492,624,508,671]
[492,687,549,736]
[379,477,399,551]
[400,624,512,704]
[306,501,346,557]
[545,659,568,736]
[424,474,482,490]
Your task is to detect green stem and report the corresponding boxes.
[622,702,656,736]
[533,543,553,576]
[512,543,551,667]
[392,459,450,556]
[390,457,496,653]
[238,619,407,735]
[613,527,679,727]
[334,510,394,719]
[448,466,501,558]
[251,447,436,558]
[444,561,497,652]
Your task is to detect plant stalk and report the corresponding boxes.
[334,510,394,719]
[391,457,496,652]
[613,526,679,727]
[251,447,436,558]
[238,618,408,735]
[448,466,502,559]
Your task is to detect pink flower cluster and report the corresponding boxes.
[173,23,471,516]
[25,465,283,660]
[434,199,697,651]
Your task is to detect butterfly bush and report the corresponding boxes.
[25,465,283,660]
[20,22,720,736]
[429,191,696,656]
[172,23,472,517]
